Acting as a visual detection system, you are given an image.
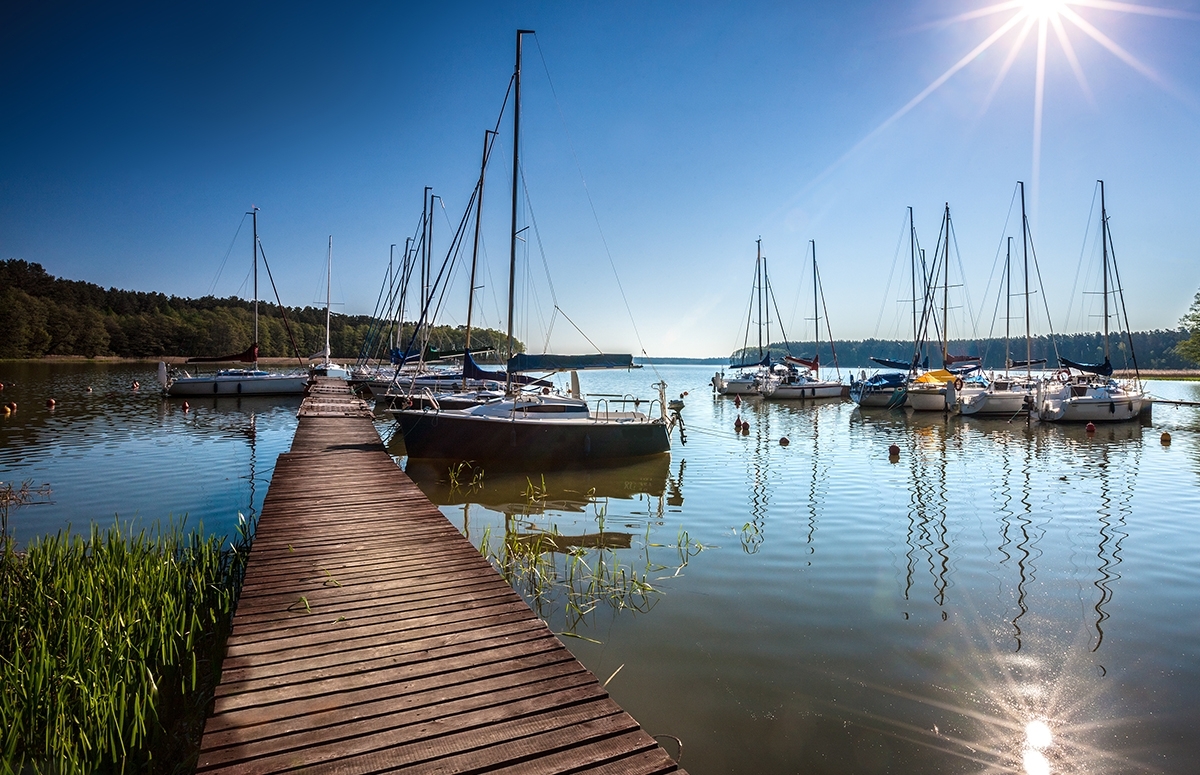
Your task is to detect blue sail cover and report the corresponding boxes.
[463,350,507,381]
[507,353,635,373]
[730,353,772,369]
[871,355,928,371]
[1060,356,1114,377]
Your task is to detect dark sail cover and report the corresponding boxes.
[785,354,819,371]
[1060,356,1113,377]
[1008,358,1047,368]
[870,356,915,371]
[187,344,258,364]
[463,350,507,381]
[943,352,981,365]
[507,353,635,373]
[730,353,772,369]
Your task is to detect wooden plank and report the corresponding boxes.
[197,379,685,774]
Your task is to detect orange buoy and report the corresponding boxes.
[733,395,742,407]
[734,416,743,430]
[779,437,789,446]
[182,401,190,412]
[0,405,9,416]
[0,382,5,390]
[741,423,750,435]
[1161,431,1172,445]
[1086,422,1096,434]
[888,443,900,457]
[6,401,15,411]
[46,398,55,408]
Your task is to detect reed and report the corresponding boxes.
[0,517,253,773]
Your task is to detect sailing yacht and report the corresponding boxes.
[1035,182,1150,423]
[393,30,670,465]
[309,236,350,380]
[158,208,309,397]
[716,239,772,396]
[761,241,844,399]
[960,183,1041,417]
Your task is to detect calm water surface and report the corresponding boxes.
[3,361,1200,774]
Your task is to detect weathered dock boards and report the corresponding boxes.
[197,379,686,774]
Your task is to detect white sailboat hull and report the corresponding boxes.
[762,380,844,399]
[958,387,1029,416]
[1035,380,1149,423]
[166,372,309,396]
[906,385,948,412]
[717,376,760,395]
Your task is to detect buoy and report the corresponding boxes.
[741,423,750,435]
[86,386,92,393]
[1085,422,1096,434]
[734,395,742,407]
[132,380,140,390]
[780,437,789,446]
[6,401,15,411]
[734,417,743,431]
[0,405,9,416]
[0,382,5,390]
[888,443,900,457]
[46,398,55,408]
[1161,431,1171,445]
[182,401,190,412]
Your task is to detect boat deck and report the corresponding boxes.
[196,378,687,774]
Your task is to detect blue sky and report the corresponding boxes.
[3,1,1198,357]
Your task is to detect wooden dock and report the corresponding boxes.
[197,379,687,774]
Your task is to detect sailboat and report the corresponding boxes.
[310,236,350,380]
[852,207,924,408]
[761,240,844,399]
[959,182,1039,417]
[715,239,772,396]
[1035,181,1150,423]
[393,30,670,465]
[158,208,309,397]
[906,203,978,412]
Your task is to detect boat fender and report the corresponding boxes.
[237,382,243,394]
[1108,401,1114,414]
[953,377,964,391]
[1161,432,1172,445]
[1086,422,1096,433]
[213,382,219,394]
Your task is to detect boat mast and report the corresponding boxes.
[909,206,918,372]
[1020,181,1032,379]
[756,238,763,360]
[325,235,332,366]
[942,203,950,368]
[1004,236,1012,378]
[251,206,259,370]
[1100,179,1110,363]
[464,129,495,388]
[507,30,534,393]
[811,239,819,370]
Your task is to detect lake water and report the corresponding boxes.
[3,361,1199,774]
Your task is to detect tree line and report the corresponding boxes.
[732,328,1196,371]
[0,259,517,361]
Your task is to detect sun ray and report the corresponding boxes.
[980,15,1039,116]
[1050,12,1095,104]
[1059,6,1164,86]
[922,0,1027,29]
[1070,0,1200,21]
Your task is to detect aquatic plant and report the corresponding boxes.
[0,518,253,773]
[0,480,52,544]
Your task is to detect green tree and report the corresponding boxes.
[1177,290,1200,365]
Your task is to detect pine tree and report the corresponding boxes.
[1177,290,1200,365]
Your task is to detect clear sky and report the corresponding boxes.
[3,1,1198,358]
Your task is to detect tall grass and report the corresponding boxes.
[0,519,252,773]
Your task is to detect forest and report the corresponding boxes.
[0,259,516,361]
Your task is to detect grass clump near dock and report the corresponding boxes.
[0,520,251,773]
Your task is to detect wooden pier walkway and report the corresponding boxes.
[197,379,687,774]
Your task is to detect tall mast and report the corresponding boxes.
[756,238,763,359]
[387,243,396,350]
[909,206,918,369]
[325,235,332,365]
[1100,179,1110,362]
[251,206,259,370]
[811,239,819,365]
[507,30,534,391]
[1019,181,1032,378]
[763,254,771,357]
[942,203,950,367]
[1004,236,1012,377]
[464,129,495,387]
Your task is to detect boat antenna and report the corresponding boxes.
[507,29,535,393]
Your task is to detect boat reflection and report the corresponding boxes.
[404,454,698,638]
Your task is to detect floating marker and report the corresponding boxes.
[733,395,742,407]
[1161,431,1171,445]
[741,423,750,435]
[1086,422,1096,434]
[780,437,789,446]
[183,401,190,412]
[46,398,55,408]
[888,443,900,457]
